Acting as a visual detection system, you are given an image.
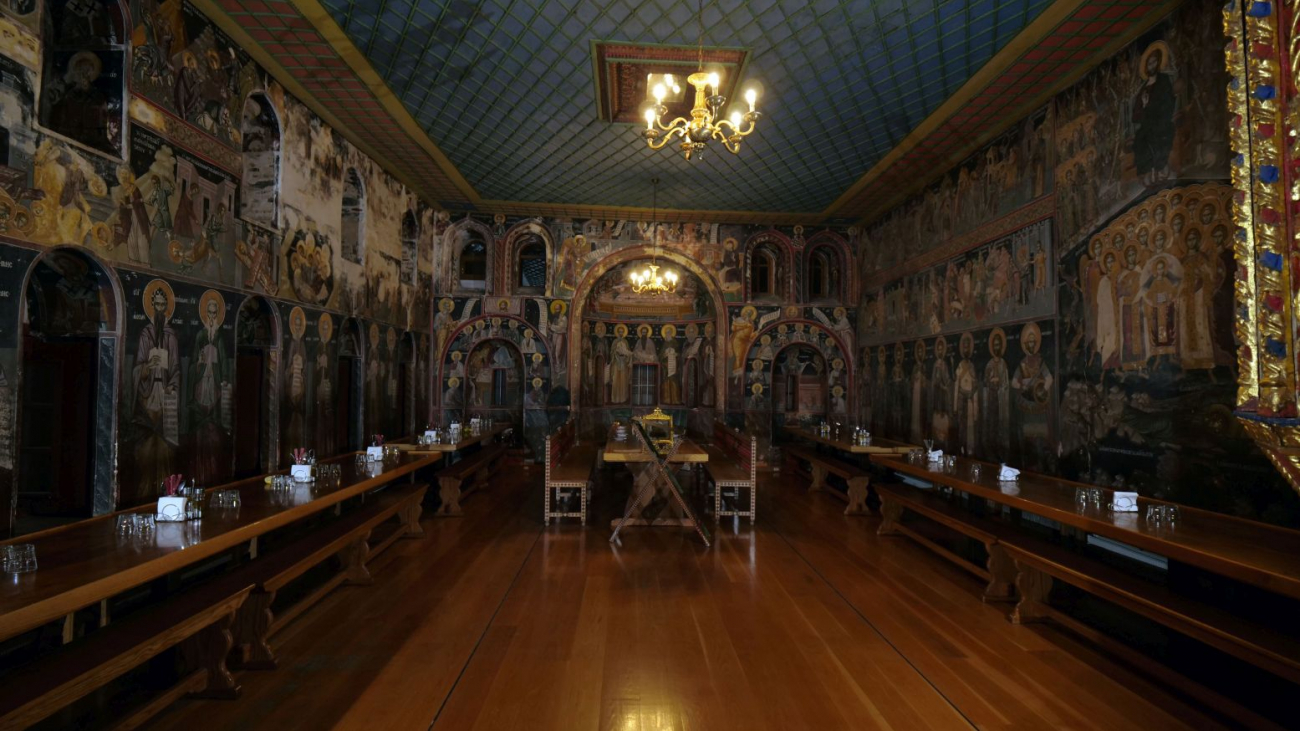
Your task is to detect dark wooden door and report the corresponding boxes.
[233,349,265,477]
[18,335,95,517]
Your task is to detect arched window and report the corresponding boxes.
[341,168,365,264]
[516,237,546,293]
[38,0,127,157]
[807,248,840,301]
[401,211,419,286]
[459,235,487,290]
[241,93,281,227]
[752,249,774,296]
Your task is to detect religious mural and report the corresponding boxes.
[1052,0,1230,250]
[860,220,1053,345]
[128,0,258,148]
[40,0,127,158]
[858,107,1052,275]
[1056,184,1296,522]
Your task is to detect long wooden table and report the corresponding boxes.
[783,425,915,455]
[396,423,511,454]
[603,426,710,544]
[0,451,441,642]
[871,453,1300,602]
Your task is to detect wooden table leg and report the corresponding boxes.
[1010,561,1052,624]
[844,476,871,516]
[877,498,904,536]
[808,464,828,493]
[234,591,277,670]
[180,613,240,699]
[400,501,425,538]
[437,476,464,517]
[983,543,1016,603]
[339,532,373,586]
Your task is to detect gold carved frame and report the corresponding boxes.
[1225,0,1300,495]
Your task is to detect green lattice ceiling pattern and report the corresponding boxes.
[321,0,1056,214]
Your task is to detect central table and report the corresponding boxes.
[396,423,511,454]
[602,425,710,545]
[782,425,915,454]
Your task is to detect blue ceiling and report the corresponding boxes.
[321,0,1056,214]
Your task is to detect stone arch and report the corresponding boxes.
[803,231,851,303]
[567,245,727,410]
[741,318,852,418]
[744,229,795,302]
[501,219,554,296]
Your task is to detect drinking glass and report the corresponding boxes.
[969,464,982,480]
[3,544,36,573]
[117,513,137,537]
[1076,489,1090,512]
[923,439,935,453]
[1163,505,1180,527]
[137,515,156,541]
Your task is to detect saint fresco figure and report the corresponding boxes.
[132,280,179,499]
[609,325,632,404]
[1011,323,1054,467]
[315,314,337,457]
[909,340,928,445]
[285,307,308,449]
[1140,255,1182,363]
[952,332,978,456]
[1117,245,1147,370]
[929,338,952,449]
[981,328,1011,461]
[1132,42,1177,186]
[187,290,230,485]
[1179,228,1218,369]
[548,300,568,373]
[661,325,680,404]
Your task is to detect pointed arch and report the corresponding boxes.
[38,0,128,158]
[804,231,852,303]
[341,168,366,264]
[240,91,282,228]
[501,219,554,296]
[744,230,794,302]
[441,216,495,295]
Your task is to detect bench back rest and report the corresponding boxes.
[545,419,577,482]
[712,420,756,483]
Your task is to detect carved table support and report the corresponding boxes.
[844,476,871,516]
[877,498,904,536]
[1010,561,1053,624]
[983,543,1017,603]
[179,614,240,699]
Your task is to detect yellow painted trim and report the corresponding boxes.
[289,0,482,204]
[188,0,462,205]
[845,0,1185,227]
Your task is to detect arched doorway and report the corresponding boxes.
[16,248,119,532]
[233,296,278,476]
[463,338,524,433]
[770,344,828,436]
[336,318,363,452]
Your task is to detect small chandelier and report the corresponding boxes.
[642,0,762,161]
[629,178,679,295]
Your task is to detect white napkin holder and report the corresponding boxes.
[926,449,944,462]
[1112,491,1139,512]
[367,446,384,461]
[156,496,188,522]
[290,464,313,482]
[423,430,437,442]
[998,464,1020,482]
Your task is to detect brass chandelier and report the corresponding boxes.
[629,178,679,295]
[642,0,762,161]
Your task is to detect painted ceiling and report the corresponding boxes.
[201,0,1173,223]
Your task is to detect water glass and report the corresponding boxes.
[969,464,982,480]
[117,513,137,537]
[923,439,935,452]
[942,455,956,472]
[136,515,156,540]
[1088,487,1104,510]
[2,544,36,574]
[1075,489,1089,511]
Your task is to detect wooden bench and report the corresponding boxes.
[233,482,427,670]
[544,419,595,525]
[876,479,1300,689]
[0,572,253,730]
[436,443,505,517]
[785,443,872,516]
[999,534,1300,685]
[702,421,757,522]
[877,482,1016,601]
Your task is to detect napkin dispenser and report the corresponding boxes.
[998,464,1020,481]
[290,464,313,482]
[156,496,187,522]
[926,449,944,462]
[1112,491,1139,512]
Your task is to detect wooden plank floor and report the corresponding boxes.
[144,467,1238,731]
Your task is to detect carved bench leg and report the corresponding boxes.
[877,498,904,536]
[983,543,1016,603]
[233,590,277,670]
[180,613,240,699]
[339,531,373,586]
[581,481,589,525]
[544,481,552,525]
[844,476,871,516]
[1010,561,1052,624]
[808,464,827,493]
[749,482,757,523]
[400,500,425,538]
[437,476,464,517]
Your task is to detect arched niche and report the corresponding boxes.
[232,295,280,476]
[501,220,553,295]
[442,217,495,295]
[744,230,794,303]
[240,92,281,228]
[803,232,850,303]
[15,246,122,533]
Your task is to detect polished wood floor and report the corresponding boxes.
[145,466,1244,731]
